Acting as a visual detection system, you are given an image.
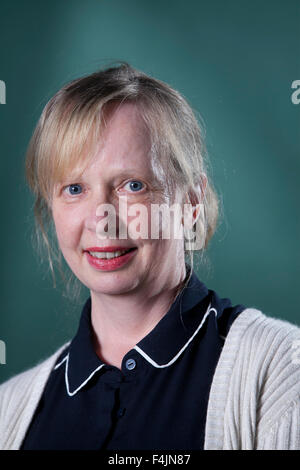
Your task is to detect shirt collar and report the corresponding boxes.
[64,265,216,395]
[65,297,105,395]
[134,267,212,366]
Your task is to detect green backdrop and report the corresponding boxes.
[0,0,299,383]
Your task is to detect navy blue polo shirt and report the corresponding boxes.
[21,266,245,450]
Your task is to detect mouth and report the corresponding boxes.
[85,247,137,260]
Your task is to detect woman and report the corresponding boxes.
[0,63,299,450]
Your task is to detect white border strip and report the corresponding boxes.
[134,304,217,368]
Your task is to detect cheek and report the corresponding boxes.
[148,203,183,242]
[52,207,82,251]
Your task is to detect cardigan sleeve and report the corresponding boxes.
[253,314,300,450]
[204,308,300,450]
[0,343,70,449]
[256,395,300,450]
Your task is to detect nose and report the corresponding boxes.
[84,186,111,231]
[84,187,121,240]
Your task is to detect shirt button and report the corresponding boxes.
[125,358,136,370]
[118,408,126,418]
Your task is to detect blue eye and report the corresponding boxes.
[125,180,144,192]
[66,184,82,195]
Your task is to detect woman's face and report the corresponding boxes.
[51,103,186,298]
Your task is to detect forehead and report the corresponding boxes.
[93,102,152,171]
[49,101,171,204]
[48,102,179,206]
[61,102,165,185]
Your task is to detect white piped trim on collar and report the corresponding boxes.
[134,304,217,368]
[54,355,68,370]
[65,354,105,397]
[53,303,218,394]
[54,352,105,397]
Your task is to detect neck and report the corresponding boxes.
[90,267,187,369]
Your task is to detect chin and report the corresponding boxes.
[89,276,140,296]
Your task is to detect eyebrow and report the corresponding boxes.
[112,168,153,178]
[58,167,156,183]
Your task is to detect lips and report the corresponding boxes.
[87,247,136,260]
[84,246,138,271]
[84,246,137,253]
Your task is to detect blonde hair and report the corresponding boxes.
[25,62,219,301]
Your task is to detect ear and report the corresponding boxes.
[182,173,207,226]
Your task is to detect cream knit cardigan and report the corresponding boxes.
[0,308,299,450]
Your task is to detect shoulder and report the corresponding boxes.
[224,308,300,399]
[0,343,70,393]
[0,342,70,447]
[205,308,300,449]
[236,309,300,435]
[229,307,300,373]
[231,306,299,348]
[0,342,70,392]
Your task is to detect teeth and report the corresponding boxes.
[88,249,131,259]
